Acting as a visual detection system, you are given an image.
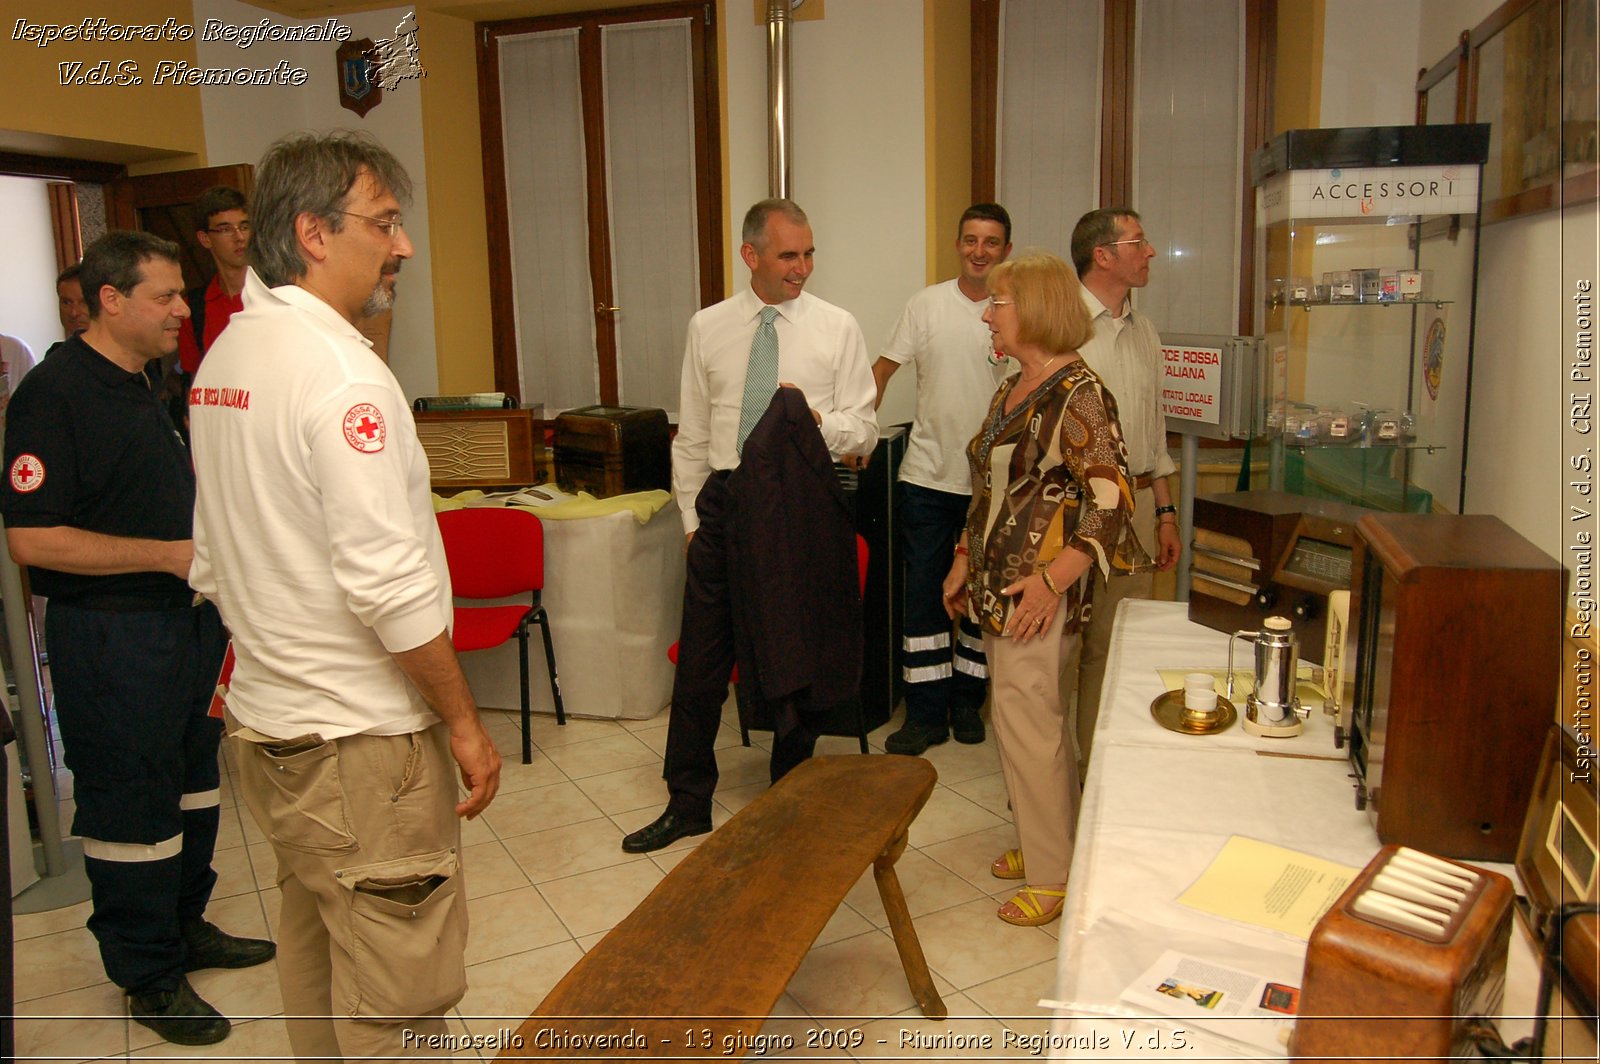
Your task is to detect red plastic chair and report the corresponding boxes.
[669,535,870,748]
[437,507,566,765]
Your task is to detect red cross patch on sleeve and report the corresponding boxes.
[9,454,44,493]
[342,404,386,453]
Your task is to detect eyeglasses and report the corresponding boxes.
[336,210,406,238]
[987,298,1015,309]
[1102,237,1151,252]
[206,222,251,237]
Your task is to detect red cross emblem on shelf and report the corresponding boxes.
[9,454,44,493]
[342,404,387,453]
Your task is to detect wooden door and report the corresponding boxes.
[103,164,253,292]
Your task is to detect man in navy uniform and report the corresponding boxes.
[1,230,274,1046]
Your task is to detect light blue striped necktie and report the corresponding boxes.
[736,305,780,453]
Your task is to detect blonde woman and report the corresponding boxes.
[943,252,1149,926]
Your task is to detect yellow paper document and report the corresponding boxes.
[1177,836,1359,940]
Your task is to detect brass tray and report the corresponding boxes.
[1150,688,1237,735]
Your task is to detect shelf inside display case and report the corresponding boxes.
[1283,300,1454,310]
[1253,125,1488,514]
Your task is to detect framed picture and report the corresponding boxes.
[1467,0,1598,223]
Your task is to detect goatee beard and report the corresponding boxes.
[361,260,401,318]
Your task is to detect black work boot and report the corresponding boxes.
[129,976,231,1046]
[181,917,277,972]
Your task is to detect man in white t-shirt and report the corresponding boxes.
[872,204,1013,755]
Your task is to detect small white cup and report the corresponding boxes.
[1183,672,1215,696]
[1184,687,1219,714]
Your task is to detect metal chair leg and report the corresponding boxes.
[517,626,532,764]
[534,609,565,726]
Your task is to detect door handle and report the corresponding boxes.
[595,303,621,314]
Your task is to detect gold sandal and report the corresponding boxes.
[998,886,1065,927]
[990,849,1025,880]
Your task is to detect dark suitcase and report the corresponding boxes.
[553,405,670,498]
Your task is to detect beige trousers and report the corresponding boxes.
[984,607,1081,887]
[1070,483,1157,773]
[234,722,466,1064]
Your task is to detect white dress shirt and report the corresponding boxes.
[672,286,877,532]
[1077,287,1177,481]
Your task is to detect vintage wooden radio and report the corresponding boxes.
[1188,491,1366,664]
[1347,513,1565,861]
[1513,725,1599,1057]
[1292,845,1514,1061]
[412,406,544,491]
[553,405,670,499]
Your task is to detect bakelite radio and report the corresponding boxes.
[1188,491,1367,665]
[1292,845,1514,1061]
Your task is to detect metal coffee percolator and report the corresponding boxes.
[1226,615,1309,738]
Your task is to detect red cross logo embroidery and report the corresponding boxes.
[9,454,44,493]
[342,403,386,453]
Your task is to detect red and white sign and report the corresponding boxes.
[1160,345,1223,425]
[9,454,44,493]
[342,404,386,453]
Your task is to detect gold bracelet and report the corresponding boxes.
[1040,569,1066,597]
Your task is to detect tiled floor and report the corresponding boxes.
[12,701,1064,1061]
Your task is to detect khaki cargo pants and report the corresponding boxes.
[233,720,467,1064]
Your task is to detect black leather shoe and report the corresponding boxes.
[182,918,277,972]
[951,705,986,745]
[884,722,949,756]
[129,976,231,1046]
[621,811,712,853]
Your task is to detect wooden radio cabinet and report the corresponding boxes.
[1347,513,1565,862]
[413,408,544,491]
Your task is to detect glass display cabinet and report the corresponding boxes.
[1252,125,1490,512]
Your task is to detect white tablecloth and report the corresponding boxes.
[456,502,684,721]
[1048,600,1539,1058]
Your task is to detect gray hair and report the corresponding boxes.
[250,130,412,287]
[741,198,808,250]
[79,230,181,318]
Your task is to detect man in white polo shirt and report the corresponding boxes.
[189,130,500,1064]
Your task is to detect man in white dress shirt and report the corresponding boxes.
[1069,208,1181,773]
[622,198,877,854]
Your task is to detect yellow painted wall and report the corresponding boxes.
[923,0,971,284]
[1273,0,1323,133]
[0,0,207,171]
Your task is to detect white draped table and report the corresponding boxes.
[1047,600,1541,1058]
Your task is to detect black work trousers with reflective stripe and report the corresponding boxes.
[46,599,228,993]
[898,482,988,729]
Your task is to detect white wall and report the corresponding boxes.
[1319,0,1421,128]
[0,176,63,363]
[1408,0,1596,567]
[194,0,438,397]
[724,1,928,430]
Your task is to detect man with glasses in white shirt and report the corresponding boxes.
[190,130,500,1063]
[1067,208,1180,774]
